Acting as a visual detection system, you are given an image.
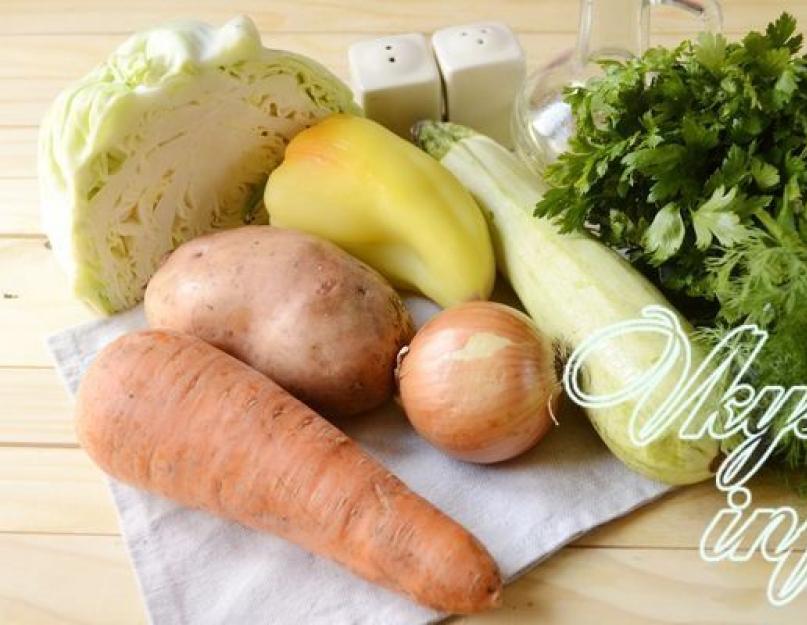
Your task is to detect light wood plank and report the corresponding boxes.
[578,473,807,549]
[1,438,803,552]
[0,0,802,36]
[0,533,146,625]
[0,22,785,83]
[0,32,572,134]
[0,79,58,127]
[0,0,582,36]
[0,447,119,534]
[0,179,41,235]
[0,533,803,625]
[462,547,807,624]
[0,238,95,367]
[2,2,804,623]
[0,28,749,193]
[0,367,75,445]
[0,128,39,179]
[0,32,357,80]
[2,18,798,127]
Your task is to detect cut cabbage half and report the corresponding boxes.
[39,15,360,313]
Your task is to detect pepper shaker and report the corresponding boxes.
[432,22,525,148]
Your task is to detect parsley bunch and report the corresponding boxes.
[536,14,807,467]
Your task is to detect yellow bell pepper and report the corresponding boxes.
[263,114,495,307]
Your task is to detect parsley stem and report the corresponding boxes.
[753,208,799,247]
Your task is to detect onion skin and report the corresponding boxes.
[397,302,557,463]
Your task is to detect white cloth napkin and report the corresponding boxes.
[47,294,669,625]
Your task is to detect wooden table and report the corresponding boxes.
[1,1,806,623]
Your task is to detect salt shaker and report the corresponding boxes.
[348,33,443,139]
[431,22,525,148]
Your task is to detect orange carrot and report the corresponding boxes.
[75,330,502,614]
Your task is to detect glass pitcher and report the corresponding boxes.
[512,0,723,174]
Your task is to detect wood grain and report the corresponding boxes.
[0,128,37,179]
[0,31,576,136]
[0,179,40,235]
[0,239,93,367]
[460,547,807,625]
[0,534,146,625]
[0,4,800,181]
[0,533,803,625]
[0,367,75,446]
[0,24,801,130]
[3,1,807,623]
[0,21,794,131]
[0,447,119,534]
[1,437,804,553]
[0,0,800,35]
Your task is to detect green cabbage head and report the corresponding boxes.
[39,15,359,313]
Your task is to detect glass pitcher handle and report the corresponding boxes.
[640,0,723,50]
[512,0,724,175]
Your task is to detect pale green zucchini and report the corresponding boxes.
[414,122,721,485]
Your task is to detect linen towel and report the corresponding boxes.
[47,294,669,625]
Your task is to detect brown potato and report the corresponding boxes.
[144,226,415,417]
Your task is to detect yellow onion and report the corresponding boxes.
[397,301,558,463]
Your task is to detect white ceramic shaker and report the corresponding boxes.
[348,33,443,139]
[432,22,526,148]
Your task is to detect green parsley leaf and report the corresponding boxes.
[773,67,798,108]
[691,186,750,249]
[644,203,685,263]
[696,32,727,74]
[751,158,781,189]
[766,12,801,51]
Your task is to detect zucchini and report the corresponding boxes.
[414,121,720,485]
